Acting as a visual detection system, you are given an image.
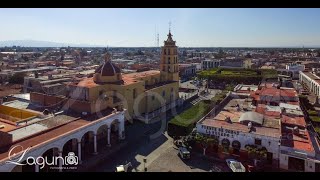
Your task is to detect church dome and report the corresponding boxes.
[95,60,121,76]
[93,52,122,84]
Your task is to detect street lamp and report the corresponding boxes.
[143,158,147,172]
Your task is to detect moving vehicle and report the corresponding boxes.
[178,147,190,159]
[115,162,132,172]
[226,159,246,172]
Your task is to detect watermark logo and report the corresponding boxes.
[6,145,78,170]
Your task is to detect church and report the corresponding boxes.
[66,30,182,123]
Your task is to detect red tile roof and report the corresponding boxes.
[281,115,306,127]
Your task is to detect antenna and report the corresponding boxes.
[155,25,157,47]
[157,32,159,47]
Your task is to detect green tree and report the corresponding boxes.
[245,144,267,160]
[195,133,218,156]
[9,72,26,84]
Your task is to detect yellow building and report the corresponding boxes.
[67,31,182,123]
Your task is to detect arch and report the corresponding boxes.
[110,119,120,145]
[11,160,35,172]
[96,124,109,150]
[232,140,241,150]
[80,131,95,161]
[221,138,230,147]
[62,138,79,157]
[11,164,23,172]
[38,145,62,161]
[62,138,79,172]
[40,147,60,172]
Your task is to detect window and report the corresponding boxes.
[162,90,166,97]
[171,87,173,92]
[255,139,262,145]
[168,49,170,55]
[133,88,137,99]
[168,57,170,64]
[113,90,118,102]
[152,95,155,100]
[99,90,104,96]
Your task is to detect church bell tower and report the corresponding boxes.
[160,29,179,82]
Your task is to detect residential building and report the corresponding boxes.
[179,64,197,80]
[299,71,320,101]
[196,83,320,172]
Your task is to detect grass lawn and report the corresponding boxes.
[310,116,320,123]
[221,70,257,76]
[198,68,278,80]
[169,101,210,127]
[211,90,228,103]
[314,126,320,135]
[308,110,318,116]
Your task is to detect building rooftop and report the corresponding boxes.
[301,71,320,81]
[281,125,314,152]
[0,108,115,162]
[0,120,17,132]
[69,77,99,88]
[0,118,89,161]
[122,70,160,79]
[200,98,281,138]
[70,70,161,87]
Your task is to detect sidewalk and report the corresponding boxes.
[77,141,128,172]
[77,122,154,172]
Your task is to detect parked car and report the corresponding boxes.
[178,147,190,159]
[226,159,246,172]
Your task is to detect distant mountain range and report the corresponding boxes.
[0,40,320,48]
[0,40,105,47]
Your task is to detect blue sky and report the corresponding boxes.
[0,8,320,47]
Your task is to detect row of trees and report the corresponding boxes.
[245,144,268,160]
[198,68,278,85]
[180,133,219,156]
[180,133,268,162]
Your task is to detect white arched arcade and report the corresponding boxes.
[0,111,125,172]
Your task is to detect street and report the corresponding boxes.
[148,146,230,172]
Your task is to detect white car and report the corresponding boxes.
[226,159,246,172]
[115,162,132,172]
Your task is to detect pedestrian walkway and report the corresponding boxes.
[134,133,173,172]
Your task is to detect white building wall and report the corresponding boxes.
[196,124,280,159]
[279,154,288,169]
[305,160,316,172]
